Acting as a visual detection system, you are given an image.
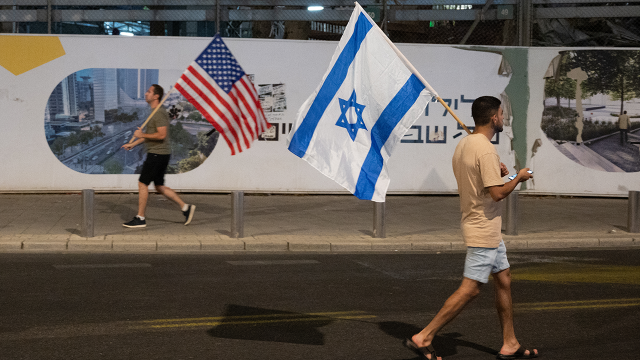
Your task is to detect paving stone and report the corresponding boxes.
[371,242,412,251]
[529,238,600,248]
[411,242,452,251]
[200,240,245,251]
[599,237,638,247]
[112,241,157,252]
[156,240,201,251]
[244,240,289,251]
[288,241,331,252]
[22,239,68,251]
[69,234,106,241]
[502,239,528,249]
[0,240,23,250]
[68,240,113,251]
[330,242,372,251]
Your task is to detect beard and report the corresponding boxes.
[494,123,504,133]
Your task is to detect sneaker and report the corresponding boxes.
[183,204,196,225]
[123,216,146,228]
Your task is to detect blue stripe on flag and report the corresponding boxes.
[288,12,373,158]
[353,74,426,200]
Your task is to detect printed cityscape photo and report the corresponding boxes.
[45,68,219,175]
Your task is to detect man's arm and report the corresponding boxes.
[487,168,533,202]
[134,126,167,141]
[122,137,145,151]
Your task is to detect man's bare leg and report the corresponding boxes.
[156,185,186,209]
[410,278,483,360]
[493,268,538,357]
[137,181,149,217]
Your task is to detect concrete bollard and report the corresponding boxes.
[231,191,244,238]
[373,201,386,238]
[629,191,640,233]
[81,189,94,238]
[504,190,519,236]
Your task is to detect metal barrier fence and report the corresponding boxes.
[79,189,640,238]
[2,0,640,47]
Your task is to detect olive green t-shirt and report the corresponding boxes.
[144,106,171,155]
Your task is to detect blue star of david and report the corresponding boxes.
[335,91,367,141]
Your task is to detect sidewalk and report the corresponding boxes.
[0,193,637,252]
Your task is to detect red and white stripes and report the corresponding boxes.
[176,63,270,155]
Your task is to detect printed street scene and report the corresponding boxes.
[543,50,640,172]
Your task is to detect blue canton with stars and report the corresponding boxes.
[195,35,245,93]
[336,91,367,141]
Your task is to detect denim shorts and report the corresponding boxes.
[463,240,510,284]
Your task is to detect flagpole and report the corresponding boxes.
[127,86,177,144]
[368,12,472,135]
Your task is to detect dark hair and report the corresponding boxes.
[624,110,627,114]
[151,84,164,100]
[471,96,501,126]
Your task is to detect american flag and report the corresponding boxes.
[175,34,270,155]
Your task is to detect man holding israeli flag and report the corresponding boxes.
[286,2,434,202]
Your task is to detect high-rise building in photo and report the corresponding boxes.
[139,69,159,98]
[93,68,118,122]
[47,73,78,120]
[77,75,94,120]
[117,68,140,101]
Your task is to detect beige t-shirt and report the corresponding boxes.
[144,106,171,155]
[619,114,630,129]
[452,134,504,248]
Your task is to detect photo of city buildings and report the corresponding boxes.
[45,68,219,175]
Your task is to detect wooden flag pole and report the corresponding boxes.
[435,97,471,135]
[368,13,472,135]
[127,86,177,144]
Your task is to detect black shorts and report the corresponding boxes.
[139,153,170,186]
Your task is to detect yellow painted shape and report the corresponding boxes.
[135,310,375,329]
[512,263,640,285]
[0,36,65,76]
[144,315,377,329]
[141,310,367,324]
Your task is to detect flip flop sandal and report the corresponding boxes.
[403,338,438,360]
[496,345,538,359]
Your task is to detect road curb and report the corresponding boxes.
[0,235,638,253]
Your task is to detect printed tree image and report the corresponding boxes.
[177,131,220,173]
[103,158,123,174]
[169,121,196,159]
[566,50,640,114]
[545,76,577,108]
[188,111,205,122]
[178,150,206,173]
[51,137,65,157]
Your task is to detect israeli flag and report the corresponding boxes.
[287,3,434,202]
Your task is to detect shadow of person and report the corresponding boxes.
[65,228,81,236]
[207,304,333,346]
[378,321,497,358]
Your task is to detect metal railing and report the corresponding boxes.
[78,189,640,239]
[3,0,640,46]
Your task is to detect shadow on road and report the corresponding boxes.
[207,304,332,345]
[379,321,497,358]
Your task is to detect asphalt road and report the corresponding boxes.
[1,249,639,359]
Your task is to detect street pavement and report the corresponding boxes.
[0,193,638,253]
[1,250,639,359]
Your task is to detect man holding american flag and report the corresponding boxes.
[121,84,196,228]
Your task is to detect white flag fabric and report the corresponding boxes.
[286,3,434,202]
